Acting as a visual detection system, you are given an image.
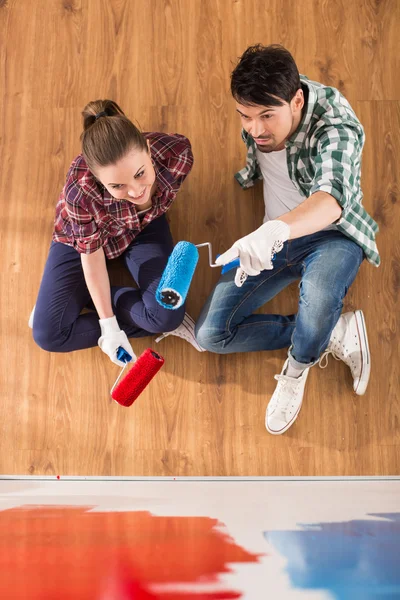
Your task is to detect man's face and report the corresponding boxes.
[235,89,304,153]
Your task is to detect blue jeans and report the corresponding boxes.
[33,214,185,353]
[195,230,364,367]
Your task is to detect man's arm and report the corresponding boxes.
[279,120,364,238]
[278,191,342,239]
[218,122,364,283]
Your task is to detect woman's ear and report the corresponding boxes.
[147,139,151,152]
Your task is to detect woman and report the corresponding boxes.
[30,99,203,366]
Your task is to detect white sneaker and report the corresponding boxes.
[28,305,36,329]
[319,310,370,395]
[155,312,206,352]
[265,359,310,435]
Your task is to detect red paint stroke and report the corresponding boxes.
[0,506,261,599]
[56,475,60,480]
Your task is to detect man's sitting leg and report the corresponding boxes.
[266,234,366,435]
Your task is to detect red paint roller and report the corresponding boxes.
[111,348,165,407]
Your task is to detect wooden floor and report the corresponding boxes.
[1,0,399,476]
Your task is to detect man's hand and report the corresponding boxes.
[215,220,290,286]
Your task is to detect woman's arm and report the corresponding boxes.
[80,247,114,320]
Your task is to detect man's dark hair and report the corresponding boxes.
[231,44,301,107]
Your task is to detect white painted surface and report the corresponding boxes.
[0,479,398,600]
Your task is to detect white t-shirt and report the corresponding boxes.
[256,148,336,231]
[256,148,304,223]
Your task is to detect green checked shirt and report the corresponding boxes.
[235,75,380,266]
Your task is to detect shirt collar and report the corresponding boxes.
[286,75,316,148]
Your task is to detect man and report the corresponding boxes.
[195,44,379,435]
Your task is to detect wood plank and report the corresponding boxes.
[0,0,398,476]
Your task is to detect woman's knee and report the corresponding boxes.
[146,305,186,333]
[32,324,63,352]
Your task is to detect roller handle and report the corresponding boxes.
[218,256,240,275]
[117,347,133,363]
[217,254,276,275]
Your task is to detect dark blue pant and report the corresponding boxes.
[33,214,185,353]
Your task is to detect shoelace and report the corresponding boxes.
[269,373,302,412]
[319,347,357,376]
[319,350,340,369]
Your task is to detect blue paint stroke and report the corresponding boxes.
[264,513,400,599]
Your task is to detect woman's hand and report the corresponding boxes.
[98,315,136,367]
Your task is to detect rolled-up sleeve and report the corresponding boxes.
[65,181,104,255]
[309,123,364,219]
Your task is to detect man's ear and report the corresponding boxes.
[293,88,304,112]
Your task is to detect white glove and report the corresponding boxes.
[215,220,290,287]
[98,316,137,367]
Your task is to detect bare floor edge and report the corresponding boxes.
[1,475,399,481]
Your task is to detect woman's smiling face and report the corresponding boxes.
[94,140,156,206]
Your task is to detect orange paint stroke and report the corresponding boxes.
[0,505,262,599]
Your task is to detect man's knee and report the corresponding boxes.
[299,277,345,315]
[194,322,227,353]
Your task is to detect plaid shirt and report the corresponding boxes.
[235,75,380,266]
[53,132,193,259]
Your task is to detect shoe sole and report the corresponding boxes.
[354,309,371,395]
[265,399,303,435]
[155,313,206,352]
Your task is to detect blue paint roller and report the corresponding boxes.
[156,240,278,310]
[156,241,241,310]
